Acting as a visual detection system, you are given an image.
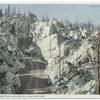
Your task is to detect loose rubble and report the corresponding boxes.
[33,18,97,94]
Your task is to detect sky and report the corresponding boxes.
[0,4,100,25]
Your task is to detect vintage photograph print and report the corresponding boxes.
[0,4,99,95]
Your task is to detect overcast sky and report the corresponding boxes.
[0,4,100,25]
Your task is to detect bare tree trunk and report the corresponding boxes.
[59,44,61,76]
[58,34,61,79]
[62,43,65,76]
[17,11,20,54]
[50,34,52,58]
[27,20,30,38]
[76,42,78,66]
[96,42,100,94]
[7,5,10,17]
[6,22,7,35]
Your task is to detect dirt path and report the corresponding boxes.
[17,59,52,94]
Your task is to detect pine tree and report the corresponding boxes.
[42,15,45,21]
[0,9,2,17]
[17,10,20,53]
[10,24,16,35]
[87,20,92,35]
[7,5,10,17]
